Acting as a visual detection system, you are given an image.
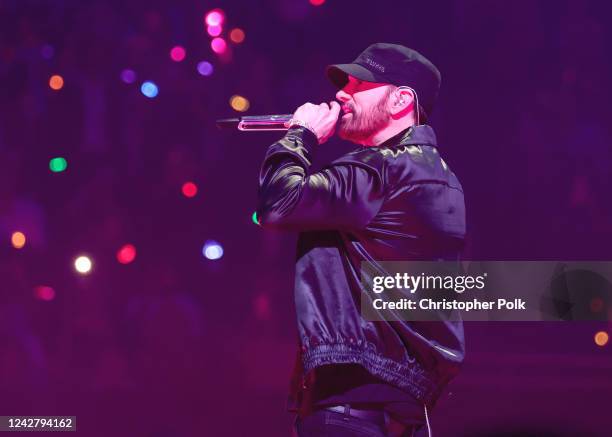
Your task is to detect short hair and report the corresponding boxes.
[417,104,429,125]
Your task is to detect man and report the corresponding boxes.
[257,43,466,437]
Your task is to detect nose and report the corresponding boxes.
[336,88,350,103]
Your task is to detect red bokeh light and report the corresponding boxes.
[35,285,56,301]
[182,182,198,198]
[117,244,137,264]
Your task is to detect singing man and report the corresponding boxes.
[257,43,466,437]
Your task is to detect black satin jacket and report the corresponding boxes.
[257,125,466,408]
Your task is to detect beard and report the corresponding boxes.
[338,93,391,143]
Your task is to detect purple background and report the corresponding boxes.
[0,0,611,435]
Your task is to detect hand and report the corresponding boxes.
[291,101,341,144]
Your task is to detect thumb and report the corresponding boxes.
[329,101,341,117]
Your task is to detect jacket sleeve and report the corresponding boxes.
[257,127,386,231]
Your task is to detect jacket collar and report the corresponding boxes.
[378,124,438,148]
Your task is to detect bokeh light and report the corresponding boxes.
[229,28,245,44]
[251,211,259,225]
[230,95,250,112]
[34,285,55,301]
[590,297,604,313]
[197,61,214,76]
[11,231,26,249]
[182,182,198,198]
[49,157,68,172]
[41,44,54,59]
[74,255,93,274]
[207,25,222,37]
[170,45,186,62]
[202,240,223,260]
[120,69,136,84]
[205,9,225,26]
[253,293,271,320]
[211,37,227,54]
[49,74,64,90]
[594,331,609,347]
[310,0,326,5]
[140,81,159,98]
[117,244,137,264]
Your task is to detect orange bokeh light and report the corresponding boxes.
[49,74,64,90]
[594,331,609,347]
[11,231,26,249]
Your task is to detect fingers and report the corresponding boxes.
[329,101,341,117]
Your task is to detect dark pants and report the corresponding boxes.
[294,409,420,437]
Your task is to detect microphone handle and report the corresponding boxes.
[216,114,293,131]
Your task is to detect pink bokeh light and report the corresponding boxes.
[211,37,227,54]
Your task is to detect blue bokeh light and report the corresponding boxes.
[140,81,159,98]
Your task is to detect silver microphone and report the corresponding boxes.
[216,114,293,131]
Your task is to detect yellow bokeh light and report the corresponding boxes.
[11,231,26,249]
[594,331,609,347]
[74,255,93,274]
[230,28,246,44]
[230,95,250,112]
[49,75,64,90]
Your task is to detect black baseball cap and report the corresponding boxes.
[326,43,441,116]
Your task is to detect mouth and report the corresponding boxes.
[341,105,353,119]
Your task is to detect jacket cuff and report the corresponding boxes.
[286,126,318,148]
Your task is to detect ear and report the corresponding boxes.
[389,87,415,117]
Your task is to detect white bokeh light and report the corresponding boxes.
[74,255,93,274]
[202,241,223,260]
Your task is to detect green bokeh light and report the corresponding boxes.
[49,157,67,173]
[252,211,260,225]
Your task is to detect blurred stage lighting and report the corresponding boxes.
[205,9,225,27]
[230,95,250,112]
[170,45,186,62]
[117,244,137,264]
[202,241,223,260]
[41,44,54,59]
[49,75,64,90]
[207,24,223,37]
[74,255,93,274]
[197,61,214,76]
[120,69,137,84]
[594,331,609,347]
[211,37,227,54]
[34,285,55,301]
[310,0,326,5]
[251,211,259,226]
[140,81,159,98]
[229,28,245,44]
[11,231,26,249]
[182,182,198,198]
[49,157,68,172]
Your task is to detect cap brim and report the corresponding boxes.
[325,63,378,89]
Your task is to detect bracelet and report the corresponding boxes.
[284,118,315,134]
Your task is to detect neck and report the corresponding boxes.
[360,117,416,147]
